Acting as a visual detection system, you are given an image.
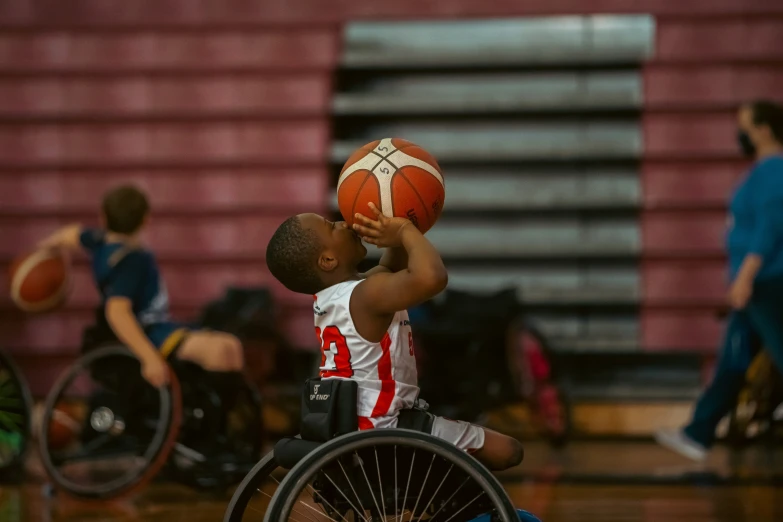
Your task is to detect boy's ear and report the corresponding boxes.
[318,250,338,272]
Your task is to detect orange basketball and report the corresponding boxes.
[8,249,71,313]
[47,402,82,451]
[338,138,445,234]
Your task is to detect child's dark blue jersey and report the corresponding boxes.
[80,228,171,326]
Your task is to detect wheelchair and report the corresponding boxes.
[37,323,264,499]
[727,350,783,446]
[0,348,33,483]
[224,378,524,522]
[412,289,571,446]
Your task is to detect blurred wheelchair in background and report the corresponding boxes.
[224,378,527,522]
[37,311,263,499]
[412,288,572,446]
[0,348,33,483]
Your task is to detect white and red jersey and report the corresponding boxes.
[314,280,419,427]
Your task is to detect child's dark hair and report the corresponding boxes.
[749,99,783,143]
[266,217,323,294]
[102,185,150,235]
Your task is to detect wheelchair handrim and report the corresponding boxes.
[38,345,180,498]
[266,429,519,522]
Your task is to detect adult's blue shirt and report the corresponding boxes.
[727,155,783,281]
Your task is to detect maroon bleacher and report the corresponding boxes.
[3,0,783,396]
[0,21,337,396]
[641,15,783,352]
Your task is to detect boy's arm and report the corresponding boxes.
[105,297,162,364]
[38,224,83,251]
[352,218,447,315]
[361,247,409,277]
[105,297,169,387]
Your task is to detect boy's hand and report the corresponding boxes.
[353,203,412,248]
[141,357,170,388]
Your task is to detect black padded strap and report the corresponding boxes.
[300,378,358,442]
[98,245,139,294]
[397,408,435,434]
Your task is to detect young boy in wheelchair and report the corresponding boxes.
[266,203,524,471]
[38,185,244,389]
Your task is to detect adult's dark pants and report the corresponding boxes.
[684,276,783,448]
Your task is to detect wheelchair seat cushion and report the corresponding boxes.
[274,437,322,469]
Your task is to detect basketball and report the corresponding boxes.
[47,402,82,451]
[338,138,445,234]
[8,249,71,313]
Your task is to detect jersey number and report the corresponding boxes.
[316,326,353,378]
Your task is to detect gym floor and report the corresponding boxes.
[6,441,783,521]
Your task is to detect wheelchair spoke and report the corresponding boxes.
[399,450,416,522]
[408,454,436,522]
[426,476,470,522]
[306,486,349,522]
[328,465,370,522]
[415,463,453,522]
[394,446,398,522]
[0,411,22,432]
[296,495,342,522]
[439,491,486,522]
[56,434,113,462]
[355,450,384,520]
[374,448,387,520]
[306,484,341,521]
[254,487,324,522]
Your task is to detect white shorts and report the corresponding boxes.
[359,414,486,453]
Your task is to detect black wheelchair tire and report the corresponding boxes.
[224,450,280,522]
[0,348,33,480]
[38,345,182,499]
[264,429,519,522]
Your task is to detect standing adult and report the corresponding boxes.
[657,100,783,460]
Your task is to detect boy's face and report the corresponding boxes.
[298,213,367,271]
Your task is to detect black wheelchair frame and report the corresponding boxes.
[224,378,521,522]
[38,340,263,499]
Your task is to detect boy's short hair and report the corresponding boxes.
[102,185,150,235]
[266,217,323,294]
[749,99,783,143]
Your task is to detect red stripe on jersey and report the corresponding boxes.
[358,416,375,430]
[370,332,395,417]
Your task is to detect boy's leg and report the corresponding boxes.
[470,427,524,471]
[175,330,244,372]
[430,417,523,471]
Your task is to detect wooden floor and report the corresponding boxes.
[4,441,783,521]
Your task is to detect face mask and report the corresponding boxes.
[737,130,756,157]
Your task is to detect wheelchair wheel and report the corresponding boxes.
[726,351,780,447]
[224,451,280,522]
[38,345,182,499]
[168,370,264,491]
[226,429,519,522]
[0,349,33,479]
